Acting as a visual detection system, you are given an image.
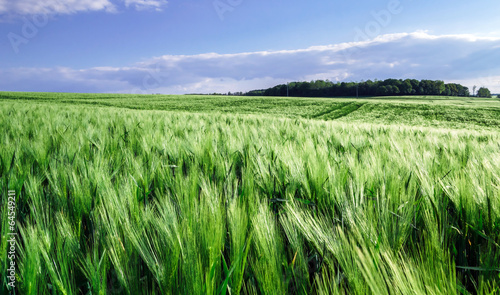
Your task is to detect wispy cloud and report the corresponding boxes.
[1,31,500,94]
[124,0,167,12]
[0,0,167,15]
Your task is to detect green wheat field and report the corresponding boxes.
[1,92,500,294]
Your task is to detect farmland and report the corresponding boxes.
[1,92,500,294]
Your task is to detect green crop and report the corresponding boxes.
[1,94,499,294]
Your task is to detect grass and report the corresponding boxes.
[1,91,500,130]
[0,93,499,294]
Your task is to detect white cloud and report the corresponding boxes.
[0,0,115,15]
[124,0,167,12]
[0,0,167,15]
[1,31,500,94]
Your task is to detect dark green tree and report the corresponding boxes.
[386,85,394,95]
[477,87,491,98]
[433,80,446,95]
[246,79,473,98]
[376,86,388,96]
[400,79,413,95]
[409,79,420,92]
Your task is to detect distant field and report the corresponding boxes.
[1,93,499,294]
[1,91,500,129]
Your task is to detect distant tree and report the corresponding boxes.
[376,86,388,96]
[445,83,455,96]
[473,85,477,96]
[498,94,500,99]
[477,87,491,98]
[400,79,413,95]
[409,79,420,92]
[295,82,310,96]
[383,78,400,87]
[364,80,377,96]
[392,85,400,95]
[419,80,431,95]
[244,78,473,98]
[434,80,446,95]
[386,85,394,95]
[445,83,464,96]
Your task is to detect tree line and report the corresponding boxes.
[244,79,493,98]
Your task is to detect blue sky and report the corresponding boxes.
[1,0,500,94]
